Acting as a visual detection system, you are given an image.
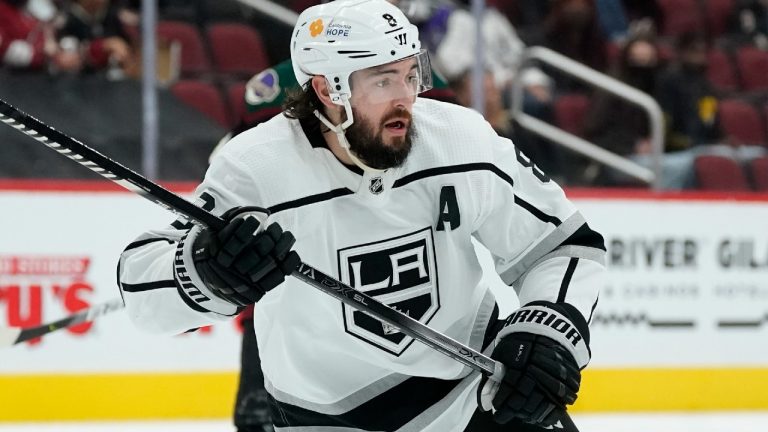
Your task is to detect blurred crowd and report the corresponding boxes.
[1,0,767,190]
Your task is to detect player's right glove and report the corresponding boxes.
[478,301,591,427]
[189,206,300,307]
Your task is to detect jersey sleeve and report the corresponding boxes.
[117,151,260,335]
[472,132,605,326]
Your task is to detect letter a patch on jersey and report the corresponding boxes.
[337,227,440,355]
[436,185,460,231]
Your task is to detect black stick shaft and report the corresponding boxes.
[0,299,125,347]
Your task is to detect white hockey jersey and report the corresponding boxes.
[118,98,605,432]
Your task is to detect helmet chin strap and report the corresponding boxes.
[314,94,386,174]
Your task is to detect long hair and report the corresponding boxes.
[283,83,324,126]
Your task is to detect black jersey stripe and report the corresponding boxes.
[124,237,174,252]
[557,258,579,303]
[121,280,176,292]
[269,188,355,214]
[561,222,607,251]
[392,163,514,189]
[513,196,562,226]
[391,164,564,226]
[269,375,462,430]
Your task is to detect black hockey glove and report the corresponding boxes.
[478,301,591,427]
[191,206,301,307]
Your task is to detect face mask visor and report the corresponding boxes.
[348,49,433,105]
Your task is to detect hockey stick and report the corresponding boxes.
[0,98,578,431]
[0,298,124,348]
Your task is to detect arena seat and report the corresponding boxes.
[735,46,768,91]
[658,0,704,36]
[206,23,270,77]
[157,21,211,76]
[171,80,232,128]
[707,48,739,92]
[554,93,590,137]
[694,155,750,191]
[718,99,767,146]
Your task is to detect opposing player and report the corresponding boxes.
[118,1,604,431]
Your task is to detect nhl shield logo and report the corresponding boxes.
[337,227,440,356]
[369,176,384,195]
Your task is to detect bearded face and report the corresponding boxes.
[344,105,416,170]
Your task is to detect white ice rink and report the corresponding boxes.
[1,412,767,432]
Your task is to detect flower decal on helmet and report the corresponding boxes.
[310,19,324,38]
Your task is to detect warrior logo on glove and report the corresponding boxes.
[479,301,590,427]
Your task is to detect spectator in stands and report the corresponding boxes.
[0,0,68,71]
[446,66,565,180]
[729,0,768,49]
[448,70,511,137]
[434,0,564,179]
[436,0,551,94]
[584,32,666,185]
[621,0,664,31]
[500,0,551,44]
[594,0,630,43]
[658,32,724,152]
[56,0,134,75]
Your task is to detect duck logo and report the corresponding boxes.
[245,69,280,105]
[337,227,440,356]
[309,19,324,38]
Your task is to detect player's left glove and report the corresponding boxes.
[478,301,591,427]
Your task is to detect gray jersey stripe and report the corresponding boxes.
[265,373,410,416]
[514,244,606,290]
[498,212,586,286]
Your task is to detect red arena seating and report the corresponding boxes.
[707,48,739,92]
[157,21,211,76]
[735,46,768,91]
[719,99,767,146]
[658,0,703,37]
[705,0,736,37]
[207,23,270,76]
[171,80,231,128]
[694,155,750,191]
[554,93,590,137]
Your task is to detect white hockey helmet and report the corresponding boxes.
[290,0,432,106]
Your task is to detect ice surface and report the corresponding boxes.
[0,412,766,432]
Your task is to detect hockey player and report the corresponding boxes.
[118,1,604,431]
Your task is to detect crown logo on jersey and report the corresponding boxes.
[382,306,410,335]
[337,227,440,356]
[369,176,384,195]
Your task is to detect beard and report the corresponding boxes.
[343,106,416,170]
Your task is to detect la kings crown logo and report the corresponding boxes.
[338,227,440,355]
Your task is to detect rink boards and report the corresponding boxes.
[0,182,767,420]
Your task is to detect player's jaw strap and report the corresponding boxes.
[313,96,385,174]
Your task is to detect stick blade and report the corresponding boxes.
[0,326,21,348]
